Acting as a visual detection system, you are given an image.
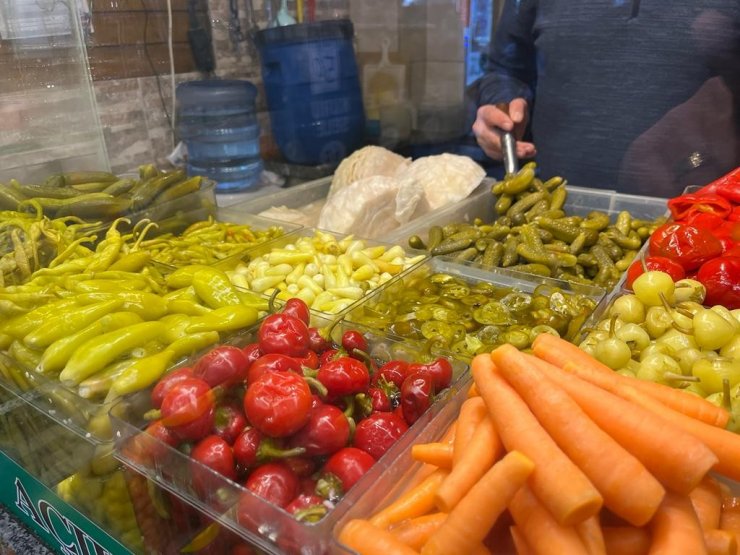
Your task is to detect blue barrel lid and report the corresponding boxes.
[255,19,354,47]
[176,79,258,108]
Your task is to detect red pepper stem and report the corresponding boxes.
[143,409,162,421]
[342,395,356,419]
[315,473,343,501]
[350,348,374,371]
[304,376,328,397]
[293,505,328,523]
[663,372,699,383]
[268,289,280,314]
[257,439,306,461]
[354,393,373,418]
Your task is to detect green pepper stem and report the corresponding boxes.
[143,408,161,421]
[354,393,373,418]
[722,378,733,412]
[315,473,343,502]
[258,439,305,461]
[663,372,699,383]
[268,288,280,314]
[350,348,375,372]
[304,376,328,397]
[293,505,328,523]
[342,395,356,419]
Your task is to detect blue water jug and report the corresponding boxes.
[176,79,263,192]
[255,20,365,165]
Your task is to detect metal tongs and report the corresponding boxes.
[496,103,519,176]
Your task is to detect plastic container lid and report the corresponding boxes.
[176,80,258,110]
[255,19,354,47]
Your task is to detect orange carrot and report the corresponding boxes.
[452,396,487,466]
[563,361,740,482]
[704,529,737,555]
[529,356,718,494]
[467,383,479,397]
[691,476,723,530]
[471,353,602,526]
[494,345,664,526]
[338,519,419,555]
[390,513,447,550]
[532,333,613,373]
[650,491,708,555]
[510,525,535,555]
[370,470,448,530]
[576,515,606,555]
[411,443,453,469]
[508,484,589,555]
[601,526,651,555]
[421,450,534,555]
[560,359,728,428]
[440,421,457,445]
[435,416,501,512]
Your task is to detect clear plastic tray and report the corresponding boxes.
[329,375,472,554]
[343,256,606,362]
[110,315,468,555]
[205,227,429,317]
[387,185,669,247]
[224,175,492,242]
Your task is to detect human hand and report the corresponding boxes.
[472,98,536,160]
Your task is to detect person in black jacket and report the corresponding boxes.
[472,0,740,196]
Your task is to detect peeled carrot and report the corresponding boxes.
[576,515,606,555]
[494,346,664,526]
[467,382,479,397]
[529,356,718,494]
[691,476,723,530]
[421,450,534,555]
[508,483,589,555]
[602,526,651,555]
[650,491,708,555]
[435,416,501,512]
[471,353,602,526]
[510,525,535,555]
[390,513,447,550]
[532,333,613,374]
[411,443,453,469]
[440,421,457,445]
[452,396,487,466]
[370,470,448,530]
[565,362,740,482]
[704,529,737,555]
[560,359,729,428]
[338,519,419,555]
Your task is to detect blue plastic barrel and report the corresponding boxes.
[176,79,263,192]
[255,20,366,165]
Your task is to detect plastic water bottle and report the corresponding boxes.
[176,80,263,192]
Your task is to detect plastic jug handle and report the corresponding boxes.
[380,36,391,67]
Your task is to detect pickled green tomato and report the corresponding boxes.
[632,270,675,307]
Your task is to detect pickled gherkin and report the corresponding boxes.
[408,164,667,289]
[347,267,599,360]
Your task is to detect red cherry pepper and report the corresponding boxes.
[129,420,179,465]
[316,447,375,500]
[317,357,370,398]
[294,349,319,370]
[282,298,311,325]
[625,256,686,289]
[246,353,302,386]
[697,256,740,310]
[232,427,305,468]
[150,366,193,409]
[318,348,340,366]
[400,372,435,425]
[308,327,332,354]
[244,371,312,437]
[649,223,724,272]
[372,360,409,389]
[288,403,350,456]
[258,313,310,358]
[243,462,299,508]
[242,343,262,367]
[368,387,391,412]
[190,435,237,496]
[284,457,317,479]
[407,358,453,391]
[160,378,216,441]
[212,402,248,445]
[697,167,740,203]
[352,412,408,460]
[193,345,250,388]
[341,330,368,356]
[668,193,732,222]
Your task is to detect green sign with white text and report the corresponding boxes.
[0,449,131,555]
